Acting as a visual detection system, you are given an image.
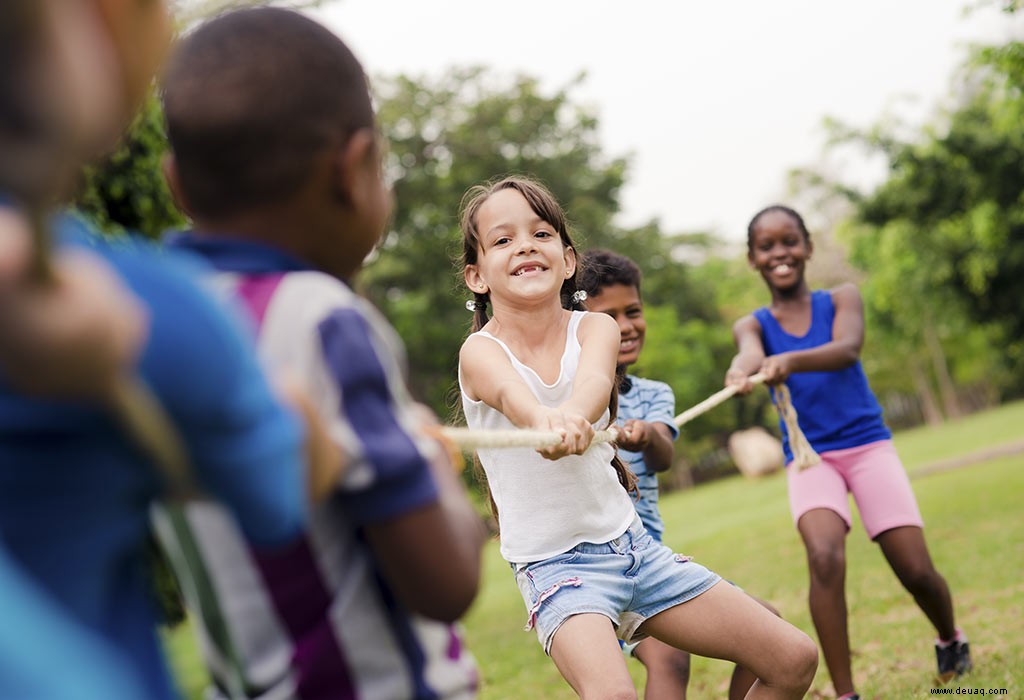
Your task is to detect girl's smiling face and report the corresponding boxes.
[748,209,812,293]
[464,188,575,307]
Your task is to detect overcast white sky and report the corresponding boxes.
[311,1,1022,241]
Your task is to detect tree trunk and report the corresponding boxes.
[923,322,962,420]
[910,357,944,426]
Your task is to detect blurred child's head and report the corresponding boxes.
[459,176,581,331]
[161,7,390,280]
[0,0,171,204]
[579,249,646,369]
[746,205,813,292]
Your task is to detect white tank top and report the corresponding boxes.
[460,310,637,563]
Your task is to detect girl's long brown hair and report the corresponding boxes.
[457,176,638,527]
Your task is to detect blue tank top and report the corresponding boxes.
[753,290,890,462]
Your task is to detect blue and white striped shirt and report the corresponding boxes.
[617,375,679,542]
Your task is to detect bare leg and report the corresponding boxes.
[639,580,817,699]
[875,526,956,640]
[632,637,690,700]
[549,613,638,699]
[797,508,854,697]
[728,658,759,700]
[728,594,781,700]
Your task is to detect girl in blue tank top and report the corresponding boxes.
[725,205,971,699]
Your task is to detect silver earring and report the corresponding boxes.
[571,290,588,304]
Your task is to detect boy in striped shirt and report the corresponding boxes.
[157,8,485,699]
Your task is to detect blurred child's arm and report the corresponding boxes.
[364,404,485,623]
[725,313,765,393]
[618,420,674,472]
[273,377,345,504]
[760,284,864,383]
[0,210,148,398]
[321,312,482,622]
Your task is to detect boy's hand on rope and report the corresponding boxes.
[616,419,651,452]
[534,407,594,460]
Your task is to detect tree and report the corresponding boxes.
[365,68,722,415]
[784,38,1024,410]
[366,69,616,410]
[73,93,185,239]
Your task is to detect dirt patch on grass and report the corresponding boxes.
[913,439,1024,478]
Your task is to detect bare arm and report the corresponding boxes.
[460,321,613,460]
[725,313,765,394]
[459,334,543,428]
[760,284,864,383]
[617,420,674,472]
[542,312,619,457]
[318,313,483,622]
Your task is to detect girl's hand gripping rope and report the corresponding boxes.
[533,406,594,460]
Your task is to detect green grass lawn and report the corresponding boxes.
[164,401,1024,699]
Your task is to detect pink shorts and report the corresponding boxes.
[787,439,924,540]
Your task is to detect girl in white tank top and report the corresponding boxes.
[456,177,818,699]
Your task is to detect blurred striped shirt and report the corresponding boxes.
[157,235,478,700]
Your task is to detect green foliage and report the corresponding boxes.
[365,68,624,411]
[74,92,185,240]
[366,68,723,421]
[146,534,186,627]
[634,304,746,459]
[867,45,1024,388]
[788,38,1024,408]
[365,67,752,486]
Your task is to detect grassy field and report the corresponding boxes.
[164,401,1024,699]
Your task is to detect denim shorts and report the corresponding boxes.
[512,516,721,654]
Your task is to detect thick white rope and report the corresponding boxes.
[439,371,821,470]
[673,373,767,428]
[439,425,619,451]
